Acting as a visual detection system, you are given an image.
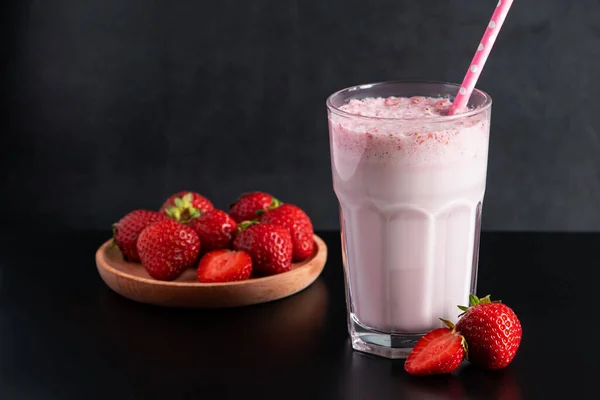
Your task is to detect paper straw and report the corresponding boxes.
[449,0,515,115]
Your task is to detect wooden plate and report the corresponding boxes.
[95,235,327,308]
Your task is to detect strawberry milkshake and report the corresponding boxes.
[326,81,491,359]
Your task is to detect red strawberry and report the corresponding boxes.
[113,210,168,262]
[189,209,237,254]
[197,249,252,283]
[455,295,522,371]
[160,191,214,222]
[233,222,293,276]
[404,320,467,376]
[229,192,280,223]
[136,219,201,281]
[258,204,314,261]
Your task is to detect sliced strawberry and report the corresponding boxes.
[404,321,466,376]
[197,249,252,283]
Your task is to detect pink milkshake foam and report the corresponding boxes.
[331,96,488,166]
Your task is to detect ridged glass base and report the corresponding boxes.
[348,314,425,359]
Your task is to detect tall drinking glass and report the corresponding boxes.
[326,81,492,359]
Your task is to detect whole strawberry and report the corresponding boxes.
[405,320,467,376]
[189,209,237,254]
[233,222,293,276]
[137,219,201,281]
[258,204,314,261]
[229,192,280,223]
[197,249,252,283]
[113,210,168,262]
[455,295,522,371]
[160,191,214,222]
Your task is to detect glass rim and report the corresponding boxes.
[326,80,492,122]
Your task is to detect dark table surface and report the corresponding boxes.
[0,229,596,399]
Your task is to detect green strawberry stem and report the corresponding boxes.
[256,197,283,216]
[439,318,469,357]
[439,318,456,331]
[111,223,119,248]
[458,294,501,317]
[165,193,202,223]
[469,294,492,306]
[237,220,259,233]
[270,197,282,209]
[461,336,469,358]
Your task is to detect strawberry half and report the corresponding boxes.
[189,209,237,254]
[113,210,168,262]
[404,320,467,376]
[258,204,314,261]
[233,222,293,276]
[455,295,522,371]
[160,191,214,222]
[197,249,252,283]
[229,192,280,223]
[137,219,201,281]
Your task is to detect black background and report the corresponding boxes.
[2,0,598,231]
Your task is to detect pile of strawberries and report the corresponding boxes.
[112,191,314,283]
[404,294,523,376]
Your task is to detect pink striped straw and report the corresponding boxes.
[449,0,515,115]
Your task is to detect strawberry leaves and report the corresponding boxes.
[458,294,502,317]
[165,192,202,223]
